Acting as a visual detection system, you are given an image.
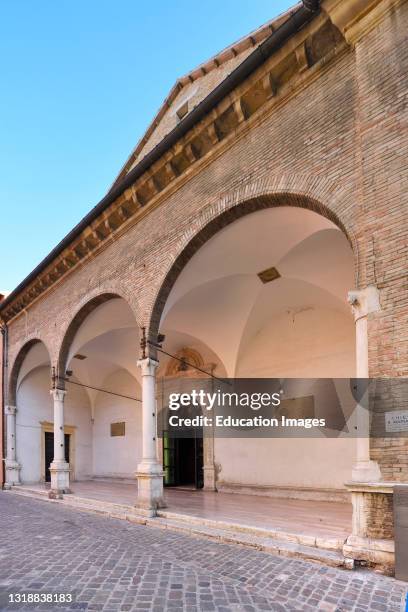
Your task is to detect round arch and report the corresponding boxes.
[147,191,355,350]
[57,292,140,385]
[8,339,52,406]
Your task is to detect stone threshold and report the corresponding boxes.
[217,482,350,503]
[7,485,350,570]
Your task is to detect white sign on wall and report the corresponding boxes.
[385,410,408,433]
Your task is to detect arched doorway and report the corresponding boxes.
[158,348,212,489]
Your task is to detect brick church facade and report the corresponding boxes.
[1,0,407,573]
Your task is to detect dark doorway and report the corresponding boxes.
[45,432,70,482]
[163,433,203,489]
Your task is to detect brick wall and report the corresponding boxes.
[356,2,408,480]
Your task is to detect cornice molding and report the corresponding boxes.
[323,0,406,45]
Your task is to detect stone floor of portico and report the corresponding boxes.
[15,479,352,543]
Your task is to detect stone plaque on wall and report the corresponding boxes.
[110,422,125,437]
[385,411,408,433]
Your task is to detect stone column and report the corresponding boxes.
[136,358,165,513]
[203,427,216,491]
[344,286,388,568]
[49,388,70,497]
[4,405,21,487]
[347,285,382,483]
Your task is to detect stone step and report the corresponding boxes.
[7,487,349,569]
[66,499,149,523]
[9,487,149,522]
[12,485,50,498]
[64,499,148,524]
[157,509,345,552]
[151,516,349,568]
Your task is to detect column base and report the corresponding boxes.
[345,481,395,575]
[136,464,166,513]
[4,460,21,487]
[203,465,217,491]
[49,462,71,498]
[351,460,382,483]
[343,535,394,575]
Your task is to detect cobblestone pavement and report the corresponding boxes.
[0,493,406,612]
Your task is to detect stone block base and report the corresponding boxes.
[343,535,395,575]
[50,462,71,496]
[5,461,21,487]
[203,466,217,491]
[136,471,166,513]
[345,482,396,575]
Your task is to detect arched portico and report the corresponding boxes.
[5,294,151,498]
[5,339,52,487]
[49,293,147,496]
[141,194,380,512]
[5,196,381,526]
[7,338,93,492]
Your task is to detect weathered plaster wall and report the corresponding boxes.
[215,438,355,493]
[92,370,142,478]
[216,307,356,493]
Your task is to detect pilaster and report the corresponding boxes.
[347,285,382,483]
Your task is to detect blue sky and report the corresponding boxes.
[0,0,294,293]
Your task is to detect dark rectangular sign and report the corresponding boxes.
[110,422,125,437]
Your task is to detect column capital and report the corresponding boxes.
[5,405,17,416]
[347,285,380,322]
[50,388,66,401]
[137,357,159,377]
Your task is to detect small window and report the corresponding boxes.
[176,101,188,121]
[110,422,125,437]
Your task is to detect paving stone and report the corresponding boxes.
[0,493,407,611]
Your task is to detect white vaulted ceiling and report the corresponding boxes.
[66,299,141,406]
[50,206,355,387]
[160,207,354,376]
[17,342,50,390]
[67,299,138,367]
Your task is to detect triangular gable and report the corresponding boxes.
[110,5,299,190]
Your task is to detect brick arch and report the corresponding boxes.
[8,338,51,405]
[56,291,140,387]
[147,180,357,354]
